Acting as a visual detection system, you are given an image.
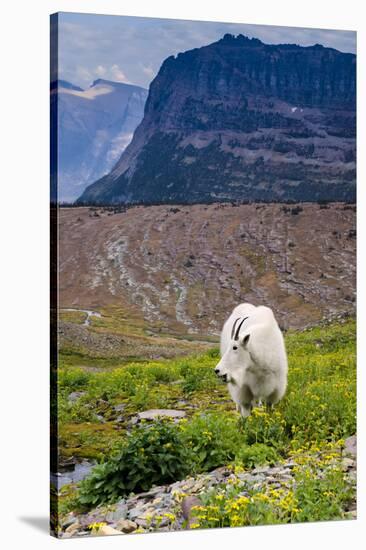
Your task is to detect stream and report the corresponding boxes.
[50,460,95,490]
[61,308,102,326]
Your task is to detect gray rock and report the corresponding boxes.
[105,505,127,523]
[68,391,86,403]
[344,435,357,457]
[135,518,149,528]
[134,486,163,499]
[181,496,201,527]
[114,404,126,412]
[135,409,187,422]
[128,507,144,520]
[61,514,78,529]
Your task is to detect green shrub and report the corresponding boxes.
[242,408,288,451]
[180,361,217,395]
[58,393,99,424]
[234,443,280,468]
[182,413,242,472]
[207,348,220,359]
[294,463,353,522]
[58,368,91,391]
[78,420,193,507]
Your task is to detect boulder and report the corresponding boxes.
[133,409,186,423]
[92,525,122,536]
[68,391,85,403]
[64,521,81,535]
[116,519,137,533]
[181,495,201,527]
[344,435,357,457]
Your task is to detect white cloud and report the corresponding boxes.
[57,14,356,90]
[110,64,130,83]
[95,65,107,77]
[141,64,155,78]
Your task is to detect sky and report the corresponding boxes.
[53,12,356,91]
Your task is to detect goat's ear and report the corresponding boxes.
[241,334,250,348]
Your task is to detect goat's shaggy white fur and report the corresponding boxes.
[215,303,288,417]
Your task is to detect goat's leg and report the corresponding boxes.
[265,388,280,412]
[239,384,254,418]
[240,404,252,418]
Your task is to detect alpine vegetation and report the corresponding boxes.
[215,303,288,417]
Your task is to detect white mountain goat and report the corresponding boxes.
[214,303,288,417]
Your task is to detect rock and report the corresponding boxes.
[128,507,144,520]
[68,391,85,403]
[105,505,127,523]
[116,519,137,533]
[58,456,77,471]
[344,435,357,457]
[342,457,355,471]
[181,495,201,525]
[114,404,126,412]
[135,518,149,528]
[92,525,122,536]
[133,486,163,499]
[61,515,77,530]
[64,521,81,534]
[191,479,206,492]
[115,500,128,516]
[134,409,186,422]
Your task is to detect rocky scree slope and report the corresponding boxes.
[59,203,356,334]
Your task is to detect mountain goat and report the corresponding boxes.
[214,303,288,417]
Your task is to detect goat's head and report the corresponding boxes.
[214,317,251,383]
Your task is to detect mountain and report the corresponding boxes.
[51,79,148,202]
[78,34,356,205]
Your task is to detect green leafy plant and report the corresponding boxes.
[234,443,280,468]
[182,413,242,472]
[78,419,193,507]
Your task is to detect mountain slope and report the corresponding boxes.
[78,34,356,205]
[52,79,147,202]
[59,203,356,334]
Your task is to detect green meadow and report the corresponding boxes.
[56,318,356,527]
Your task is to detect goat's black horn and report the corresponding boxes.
[234,316,249,340]
[231,317,241,340]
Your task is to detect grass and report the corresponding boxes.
[56,318,356,526]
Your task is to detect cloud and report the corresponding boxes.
[57,13,356,90]
[110,64,130,83]
[141,64,155,78]
[95,65,107,77]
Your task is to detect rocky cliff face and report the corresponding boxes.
[78,34,356,205]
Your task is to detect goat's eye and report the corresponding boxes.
[233,346,238,351]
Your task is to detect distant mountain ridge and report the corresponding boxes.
[78,34,356,205]
[51,79,147,202]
